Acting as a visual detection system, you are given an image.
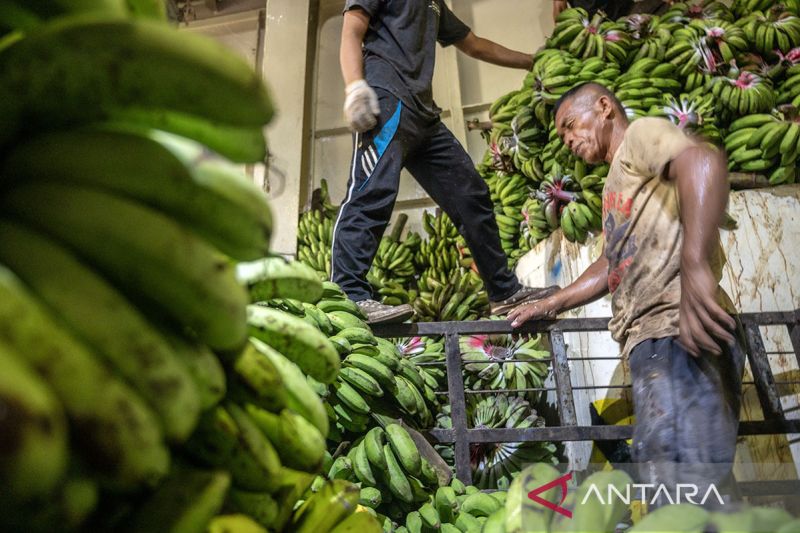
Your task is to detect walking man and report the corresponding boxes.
[333,0,558,324]
[509,82,745,508]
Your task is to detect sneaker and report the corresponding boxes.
[356,299,414,325]
[489,285,561,315]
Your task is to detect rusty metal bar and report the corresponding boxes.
[550,328,578,427]
[443,332,472,484]
[744,321,785,421]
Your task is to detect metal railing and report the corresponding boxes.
[373,310,800,492]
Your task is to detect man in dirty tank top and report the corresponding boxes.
[508,82,745,511]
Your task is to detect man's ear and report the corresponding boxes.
[596,95,613,120]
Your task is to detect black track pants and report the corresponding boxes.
[330,88,520,302]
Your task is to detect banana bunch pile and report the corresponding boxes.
[414,269,489,323]
[436,396,559,491]
[484,172,533,258]
[662,1,733,24]
[414,210,472,285]
[670,19,749,75]
[778,55,800,107]
[531,164,603,245]
[738,5,800,56]
[394,336,448,393]
[613,57,683,119]
[460,332,551,404]
[711,61,778,115]
[724,111,800,184]
[734,0,799,17]
[397,482,508,533]
[369,214,417,296]
[547,8,631,65]
[622,14,678,62]
[324,424,445,524]
[651,92,724,143]
[297,209,335,280]
[469,396,559,490]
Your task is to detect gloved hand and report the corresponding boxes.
[344,80,380,133]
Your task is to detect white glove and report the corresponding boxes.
[344,80,380,133]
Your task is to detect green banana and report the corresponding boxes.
[385,424,422,477]
[0,17,273,149]
[302,303,335,335]
[237,257,323,304]
[459,492,502,517]
[164,333,226,410]
[126,465,231,533]
[247,305,340,384]
[383,444,414,504]
[327,310,370,332]
[2,131,271,264]
[339,367,384,397]
[479,507,506,533]
[228,341,286,412]
[1,182,248,351]
[454,512,481,532]
[435,487,458,524]
[344,353,395,389]
[290,479,360,533]
[208,514,267,533]
[0,264,169,490]
[329,509,384,533]
[0,220,201,442]
[245,405,325,473]
[335,379,371,415]
[364,427,388,471]
[0,342,68,502]
[350,441,377,486]
[317,298,366,318]
[109,107,267,163]
[419,502,441,529]
[359,487,383,508]
[249,338,328,436]
[185,403,281,492]
[327,456,354,481]
[337,327,378,346]
[226,489,279,529]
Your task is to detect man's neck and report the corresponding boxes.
[604,119,629,164]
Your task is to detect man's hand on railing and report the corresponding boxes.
[508,295,561,328]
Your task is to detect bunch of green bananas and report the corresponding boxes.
[414,211,469,284]
[369,214,416,293]
[621,14,678,63]
[777,59,800,108]
[414,269,489,323]
[711,61,778,115]
[531,163,601,244]
[738,5,800,56]
[460,332,551,404]
[435,396,559,491]
[613,58,682,119]
[394,336,448,393]
[649,92,724,143]
[669,19,749,74]
[484,173,532,257]
[724,111,800,183]
[548,8,631,65]
[323,424,444,523]
[396,481,508,533]
[662,1,733,24]
[297,210,335,280]
[734,0,798,18]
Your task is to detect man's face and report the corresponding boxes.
[555,96,608,165]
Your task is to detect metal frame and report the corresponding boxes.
[372,310,800,491]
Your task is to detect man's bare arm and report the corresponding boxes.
[340,9,370,86]
[508,254,609,327]
[669,144,736,356]
[454,32,533,70]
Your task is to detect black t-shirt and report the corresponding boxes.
[569,0,634,20]
[344,0,471,119]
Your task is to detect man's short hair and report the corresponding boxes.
[553,82,625,120]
